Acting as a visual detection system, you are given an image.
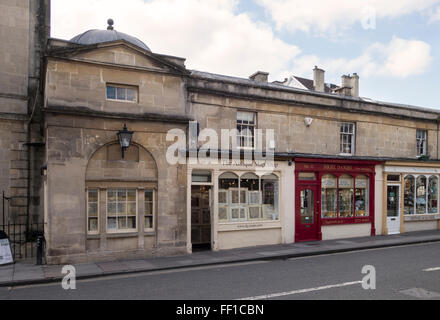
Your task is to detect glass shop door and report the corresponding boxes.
[296,185,320,242]
[387,185,401,235]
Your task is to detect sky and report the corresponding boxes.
[51,0,440,109]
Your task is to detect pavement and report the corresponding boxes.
[1,229,440,288]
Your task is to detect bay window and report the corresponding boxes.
[218,172,279,223]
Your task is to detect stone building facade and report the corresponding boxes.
[0,0,50,228]
[1,1,439,264]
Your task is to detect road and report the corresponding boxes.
[1,242,440,300]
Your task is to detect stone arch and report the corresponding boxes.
[85,141,158,182]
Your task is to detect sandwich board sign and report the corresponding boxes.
[0,231,13,265]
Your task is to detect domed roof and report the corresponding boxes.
[70,19,151,52]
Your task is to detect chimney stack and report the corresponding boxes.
[249,71,269,83]
[339,74,359,97]
[313,66,325,92]
[351,73,359,97]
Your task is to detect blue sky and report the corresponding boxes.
[52,0,440,109]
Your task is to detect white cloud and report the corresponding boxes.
[258,0,440,34]
[51,1,433,86]
[292,36,432,83]
[428,6,440,22]
[51,0,300,80]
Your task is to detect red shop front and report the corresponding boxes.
[295,157,380,242]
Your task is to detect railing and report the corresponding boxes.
[0,222,44,261]
[2,191,44,262]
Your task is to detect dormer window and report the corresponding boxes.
[106,84,138,103]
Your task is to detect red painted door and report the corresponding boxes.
[296,185,320,242]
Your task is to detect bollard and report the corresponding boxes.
[36,235,44,265]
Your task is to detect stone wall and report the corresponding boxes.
[190,92,439,159]
[44,114,188,264]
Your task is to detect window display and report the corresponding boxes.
[428,176,438,214]
[405,175,439,215]
[321,174,369,219]
[416,176,427,214]
[218,172,279,223]
[339,175,354,218]
[404,175,415,215]
[321,175,337,218]
[355,175,369,217]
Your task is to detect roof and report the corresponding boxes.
[189,70,440,119]
[283,76,339,93]
[70,19,151,52]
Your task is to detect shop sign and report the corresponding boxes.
[0,236,13,266]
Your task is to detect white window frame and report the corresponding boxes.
[106,189,138,234]
[339,122,356,156]
[416,129,427,157]
[106,84,138,103]
[237,111,257,150]
[87,188,99,235]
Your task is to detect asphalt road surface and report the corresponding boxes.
[1,242,440,300]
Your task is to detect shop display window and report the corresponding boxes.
[218,172,279,223]
[405,175,439,215]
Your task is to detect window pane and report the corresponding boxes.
[299,173,316,181]
[145,216,153,229]
[126,88,136,102]
[88,190,98,202]
[300,189,314,224]
[107,202,116,215]
[88,203,98,217]
[118,190,127,202]
[127,190,136,202]
[404,176,415,215]
[117,87,126,100]
[262,175,279,221]
[88,218,98,232]
[355,176,369,217]
[127,217,136,229]
[428,176,438,214]
[106,86,116,100]
[416,176,427,214]
[127,202,137,215]
[145,190,153,202]
[322,174,337,218]
[108,190,116,202]
[108,217,117,230]
[339,175,354,217]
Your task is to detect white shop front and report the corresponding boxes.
[186,160,294,252]
[383,162,440,235]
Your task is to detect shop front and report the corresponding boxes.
[383,162,440,235]
[186,160,292,252]
[295,158,379,242]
